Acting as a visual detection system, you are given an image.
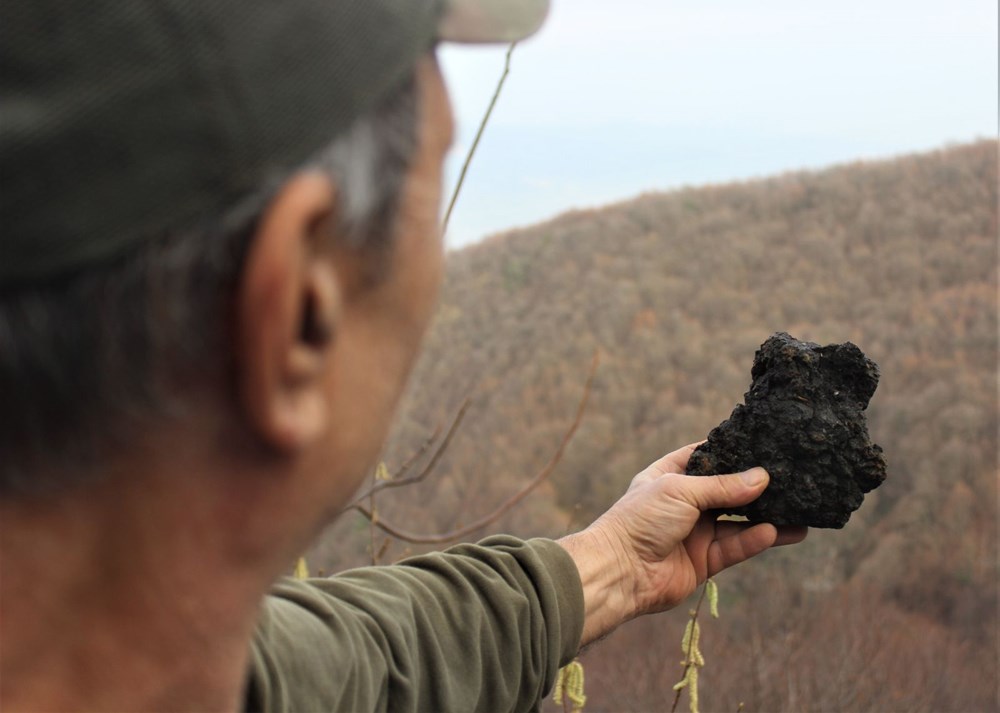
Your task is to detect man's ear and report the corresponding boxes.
[236,172,342,451]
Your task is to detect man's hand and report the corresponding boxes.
[558,443,807,646]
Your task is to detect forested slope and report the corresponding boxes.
[311,140,998,712]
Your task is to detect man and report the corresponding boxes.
[0,0,807,710]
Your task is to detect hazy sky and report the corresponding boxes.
[438,0,998,248]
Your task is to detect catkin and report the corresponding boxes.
[673,581,721,713]
[294,557,310,580]
[554,660,587,712]
[688,666,699,713]
[681,619,694,654]
[706,578,719,619]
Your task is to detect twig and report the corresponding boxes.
[361,402,470,564]
[441,42,517,237]
[354,352,599,545]
[671,583,710,713]
[377,425,442,486]
[369,471,378,565]
[375,537,392,564]
[343,399,470,512]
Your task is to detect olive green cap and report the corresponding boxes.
[0,0,549,285]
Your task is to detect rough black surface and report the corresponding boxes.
[685,333,887,528]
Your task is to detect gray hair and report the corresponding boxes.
[0,75,418,497]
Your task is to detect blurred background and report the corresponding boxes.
[439,0,996,250]
[306,2,998,711]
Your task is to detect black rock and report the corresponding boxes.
[685,332,887,528]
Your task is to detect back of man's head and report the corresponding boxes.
[0,0,549,497]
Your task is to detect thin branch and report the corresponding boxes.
[354,352,599,545]
[375,537,392,564]
[671,583,710,713]
[369,482,378,565]
[343,398,471,512]
[441,42,517,238]
[386,425,443,481]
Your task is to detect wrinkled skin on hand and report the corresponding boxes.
[596,445,808,614]
[560,444,807,646]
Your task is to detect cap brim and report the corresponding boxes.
[438,0,550,44]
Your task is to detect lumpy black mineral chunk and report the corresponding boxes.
[685,332,887,528]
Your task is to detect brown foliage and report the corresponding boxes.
[309,140,998,710]
[555,579,994,713]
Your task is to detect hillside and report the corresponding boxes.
[310,140,998,712]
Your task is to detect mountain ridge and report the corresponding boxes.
[313,139,997,711]
[450,138,996,253]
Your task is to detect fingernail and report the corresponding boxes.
[740,467,767,486]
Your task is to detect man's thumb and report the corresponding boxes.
[677,467,769,511]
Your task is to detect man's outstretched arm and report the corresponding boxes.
[248,536,583,713]
[248,443,806,711]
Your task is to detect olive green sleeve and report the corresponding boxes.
[245,536,584,713]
